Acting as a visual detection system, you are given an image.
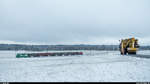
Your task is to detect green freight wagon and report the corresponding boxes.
[16,53,30,58]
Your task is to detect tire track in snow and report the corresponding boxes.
[35,59,136,68]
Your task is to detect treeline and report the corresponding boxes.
[0,44,149,51]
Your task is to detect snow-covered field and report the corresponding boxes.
[0,50,150,82]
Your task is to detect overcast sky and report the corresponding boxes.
[0,0,150,45]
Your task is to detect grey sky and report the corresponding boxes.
[0,0,150,45]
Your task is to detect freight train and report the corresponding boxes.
[16,52,83,58]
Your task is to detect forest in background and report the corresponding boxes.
[0,44,150,51]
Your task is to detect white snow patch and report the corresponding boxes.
[0,50,150,82]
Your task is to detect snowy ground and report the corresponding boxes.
[0,50,150,82]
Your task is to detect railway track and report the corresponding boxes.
[129,54,150,58]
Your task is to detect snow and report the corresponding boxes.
[0,50,150,82]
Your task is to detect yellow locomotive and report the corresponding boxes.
[119,38,139,55]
